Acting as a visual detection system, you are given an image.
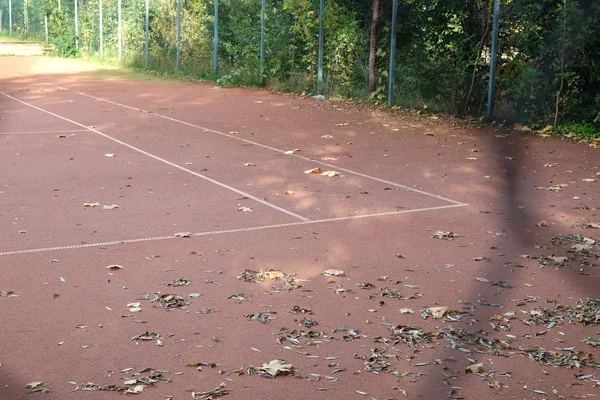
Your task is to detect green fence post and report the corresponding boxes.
[118,0,122,61]
[260,0,265,77]
[176,0,181,69]
[317,0,324,95]
[487,0,500,117]
[145,0,149,67]
[387,0,398,105]
[99,0,103,58]
[213,0,218,74]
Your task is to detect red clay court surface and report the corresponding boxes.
[0,56,599,400]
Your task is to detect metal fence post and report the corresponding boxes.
[260,0,265,77]
[74,0,78,50]
[99,0,103,58]
[388,0,398,105]
[145,0,149,67]
[213,0,218,74]
[317,0,324,95]
[118,0,122,61]
[487,0,500,117]
[8,0,12,36]
[176,0,181,69]
[24,0,28,37]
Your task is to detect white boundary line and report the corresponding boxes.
[0,204,468,257]
[47,84,467,207]
[0,129,90,135]
[0,92,311,222]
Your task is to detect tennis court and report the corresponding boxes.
[1,56,598,400]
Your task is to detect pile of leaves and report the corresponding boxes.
[384,325,439,349]
[360,347,395,374]
[237,269,302,290]
[521,348,600,369]
[79,368,172,394]
[151,293,188,309]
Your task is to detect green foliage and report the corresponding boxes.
[551,122,600,141]
[39,0,599,128]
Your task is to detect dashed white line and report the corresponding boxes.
[0,91,310,222]
[0,203,468,256]
[46,84,467,206]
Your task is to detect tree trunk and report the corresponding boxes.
[463,0,492,117]
[368,0,381,94]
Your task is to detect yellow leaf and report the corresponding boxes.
[304,168,321,174]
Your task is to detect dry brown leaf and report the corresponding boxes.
[465,363,484,374]
[304,168,321,174]
[106,264,123,270]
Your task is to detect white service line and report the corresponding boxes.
[47,84,467,207]
[0,203,468,256]
[0,91,310,222]
[0,129,90,135]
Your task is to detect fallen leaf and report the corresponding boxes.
[174,232,192,238]
[320,170,340,177]
[322,269,345,277]
[248,359,294,378]
[284,149,301,154]
[106,265,123,270]
[238,206,253,212]
[466,157,478,160]
[582,178,596,182]
[432,231,458,240]
[465,362,484,374]
[285,191,294,195]
[102,204,119,210]
[399,308,414,314]
[83,202,100,207]
[304,168,321,174]
[243,163,254,166]
[104,153,116,157]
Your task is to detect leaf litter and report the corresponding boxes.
[162,277,191,287]
[237,269,302,290]
[247,360,297,378]
[150,293,188,309]
[78,367,172,394]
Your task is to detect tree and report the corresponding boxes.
[368,0,380,93]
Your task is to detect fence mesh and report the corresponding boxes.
[1,0,599,128]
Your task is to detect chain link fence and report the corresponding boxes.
[0,0,46,40]
[2,0,599,128]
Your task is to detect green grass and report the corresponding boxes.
[0,32,45,42]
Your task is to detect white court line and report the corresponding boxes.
[47,84,467,207]
[0,203,468,257]
[0,91,310,222]
[0,129,90,135]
